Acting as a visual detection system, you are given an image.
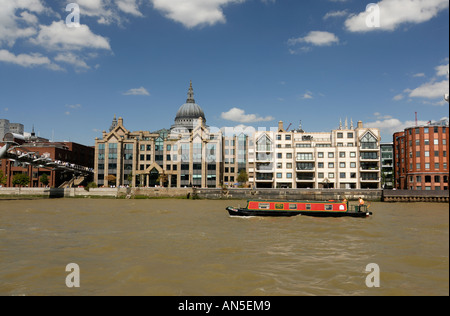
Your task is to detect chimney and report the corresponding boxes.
[278,121,284,132]
[357,120,363,129]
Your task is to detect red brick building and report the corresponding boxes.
[393,122,449,190]
[0,141,94,188]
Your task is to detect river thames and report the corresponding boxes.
[0,199,448,296]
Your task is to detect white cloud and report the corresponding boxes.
[345,0,449,32]
[0,0,47,46]
[55,53,90,71]
[0,49,61,70]
[289,31,339,47]
[116,0,144,17]
[123,87,150,96]
[302,92,313,99]
[392,94,404,101]
[150,0,244,28]
[75,0,144,25]
[221,107,274,123]
[412,73,425,78]
[405,63,449,100]
[407,80,449,100]
[31,21,111,51]
[366,117,428,135]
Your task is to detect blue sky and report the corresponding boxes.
[0,0,448,146]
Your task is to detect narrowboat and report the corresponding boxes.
[226,200,372,218]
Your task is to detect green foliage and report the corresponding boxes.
[12,173,30,187]
[40,173,50,186]
[237,169,249,184]
[85,182,98,192]
[0,170,7,186]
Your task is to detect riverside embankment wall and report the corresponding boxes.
[0,187,448,202]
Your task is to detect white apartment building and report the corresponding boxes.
[248,120,381,189]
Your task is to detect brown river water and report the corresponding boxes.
[0,199,448,296]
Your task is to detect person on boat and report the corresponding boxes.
[359,197,365,212]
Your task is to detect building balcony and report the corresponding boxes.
[360,167,379,172]
[360,156,379,161]
[296,173,315,181]
[256,163,274,172]
[256,154,273,162]
[360,144,379,151]
[360,177,380,182]
[296,167,315,172]
[256,176,274,182]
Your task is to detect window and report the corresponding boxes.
[287,173,292,179]
[337,132,343,138]
[285,135,291,140]
[328,152,334,158]
[328,173,335,179]
[259,203,270,210]
[340,172,346,178]
[347,133,354,138]
[306,204,312,210]
[276,173,282,178]
[339,152,346,158]
[350,152,356,158]
[328,163,334,168]
[257,135,273,151]
[325,205,333,211]
[350,162,356,168]
[286,153,293,159]
[340,162,346,168]
[297,153,313,160]
[318,152,324,158]
[361,133,378,149]
[289,204,297,210]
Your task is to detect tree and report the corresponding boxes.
[106,175,116,186]
[12,173,30,187]
[0,170,7,186]
[85,182,98,191]
[237,169,249,184]
[40,173,50,187]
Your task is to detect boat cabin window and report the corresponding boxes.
[306,204,311,210]
[289,204,297,210]
[259,203,270,210]
[325,205,333,211]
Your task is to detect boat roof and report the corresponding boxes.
[247,199,345,204]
